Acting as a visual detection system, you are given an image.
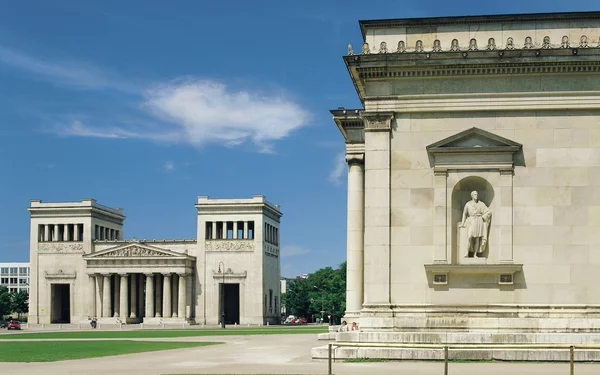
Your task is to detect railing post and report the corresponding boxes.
[444,345,449,375]
[570,346,574,375]
[328,343,332,375]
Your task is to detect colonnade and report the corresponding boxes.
[88,272,189,320]
[205,220,255,240]
[38,223,84,242]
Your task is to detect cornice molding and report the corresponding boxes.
[354,60,600,79]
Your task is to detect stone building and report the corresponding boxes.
[317,11,600,360]
[27,195,282,325]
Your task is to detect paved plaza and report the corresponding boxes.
[1,332,600,375]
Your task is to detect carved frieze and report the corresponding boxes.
[97,246,170,257]
[45,269,77,279]
[205,240,254,252]
[39,243,84,254]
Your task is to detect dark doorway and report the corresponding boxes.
[223,283,240,324]
[51,284,71,323]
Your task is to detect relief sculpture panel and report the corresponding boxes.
[38,243,84,254]
[205,240,254,252]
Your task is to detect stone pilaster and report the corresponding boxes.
[145,274,154,319]
[119,274,128,320]
[361,111,394,323]
[163,274,172,318]
[345,152,365,317]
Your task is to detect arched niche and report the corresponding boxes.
[426,127,520,269]
[451,176,495,263]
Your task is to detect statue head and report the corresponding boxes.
[471,191,479,201]
[433,39,442,52]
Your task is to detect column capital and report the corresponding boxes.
[162,273,171,277]
[144,273,154,277]
[177,273,188,278]
[362,111,394,132]
[346,153,364,165]
[119,273,128,278]
[101,273,111,277]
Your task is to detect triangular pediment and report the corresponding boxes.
[427,127,521,151]
[84,242,187,259]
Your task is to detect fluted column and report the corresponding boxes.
[102,274,111,317]
[44,225,49,241]
[233,222,238,239]
[53,224,58,241]
[178,274,187,319]
[74,224,80,241]
[163,274,172,318]
[88,274,96,318]
[243,221,248,239]
[130,274,137,318]
[119,274,128,319]
[346,155,365,316]
[95,274,103,317]
[145,274,154,319]
[212,222,217,240]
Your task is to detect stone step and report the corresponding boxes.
[311,344,600,361]
[336,331,600,344]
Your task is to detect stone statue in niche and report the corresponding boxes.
[450,39,460,51]
[459,191,492,257]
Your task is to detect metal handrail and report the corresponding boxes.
[327,342,591,375]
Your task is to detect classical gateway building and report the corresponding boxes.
[28,195,282,325]
[314,11,600,361]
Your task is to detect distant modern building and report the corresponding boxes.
[0,262,30,293]
[28,196,282,325]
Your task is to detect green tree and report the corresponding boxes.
[11,290,29,319]
[0,286,11,319]
[284,261,346,323]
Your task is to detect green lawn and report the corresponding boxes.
[0,326,327,340]
[0,340,221,362]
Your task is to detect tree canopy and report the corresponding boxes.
[282,261,346,323]
[0,286,11,318]
[11,290,29,318]
[0,287,29,319]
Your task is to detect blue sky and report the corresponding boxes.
[0,1,596,277]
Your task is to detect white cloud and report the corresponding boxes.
[0,44,136,92]
[328,152,346,185]
[57,120,181,142]
[280,245,311,257]
[142,79,311,153]
[1,45,311,153]
[163,161,175,171]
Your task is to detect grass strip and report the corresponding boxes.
[0,326,327,340]
[0,340,220,362]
